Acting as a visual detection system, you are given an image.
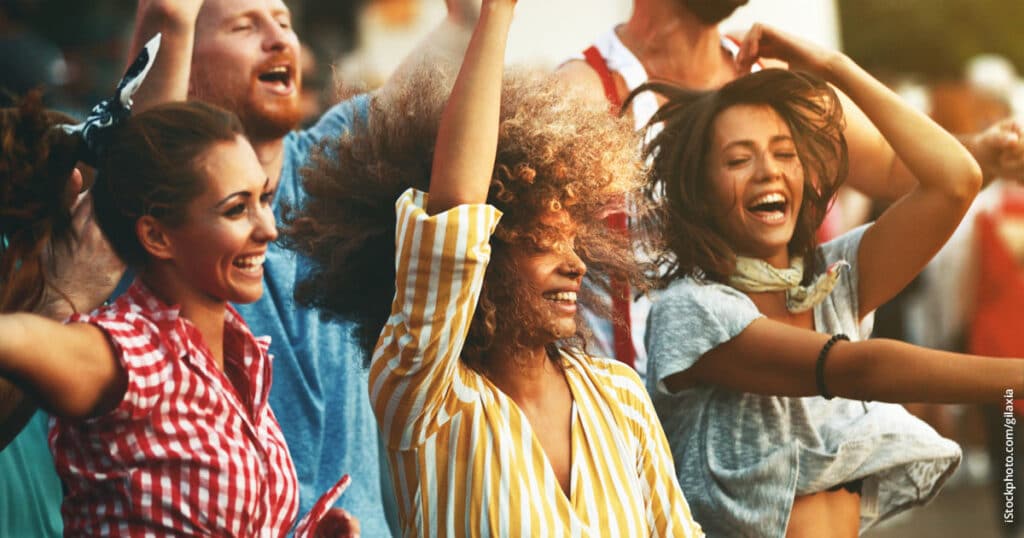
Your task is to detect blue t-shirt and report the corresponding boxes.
[234,94,393,536]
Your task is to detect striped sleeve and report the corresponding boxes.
[368,188,502,450]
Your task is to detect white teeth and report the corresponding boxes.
[234,254,266,270]
[268,66,288,74]
[543,291,577,302]
[750,192,786,206]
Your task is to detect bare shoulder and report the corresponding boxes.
[554,59,609,106]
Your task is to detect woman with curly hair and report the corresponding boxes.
[286,1,702,536]
[642,25,1024,537]
[0,39,355,537]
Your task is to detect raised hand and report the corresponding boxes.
[313,508,361,538]
[135,0,205,24]
[970,117,1024,184]
[38,171,125,320]
[736,23,839,78]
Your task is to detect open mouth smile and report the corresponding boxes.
[542,290,578,314]
[745,192,789,224]
[257,65,295,95]
[233,254,266,275]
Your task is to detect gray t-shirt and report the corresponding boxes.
[646,224,961,537]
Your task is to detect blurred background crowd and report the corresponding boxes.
[3,0,1023,535]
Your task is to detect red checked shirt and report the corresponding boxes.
[50,280,300,536]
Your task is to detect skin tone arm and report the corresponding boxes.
[0,315,124,420]
[831,78,1021,202]
[129,0,485,114]
[667,319,1024,404]
[1,169,125,448]
[128,0,205,112]
[426,0,516,214]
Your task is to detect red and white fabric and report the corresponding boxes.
[51,279,347,536]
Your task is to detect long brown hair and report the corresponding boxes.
[0,92,81,313]
[634,68,849,285]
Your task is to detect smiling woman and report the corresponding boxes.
[285,1,704,536]
[640,24,1024,538]
[0,95,353,535]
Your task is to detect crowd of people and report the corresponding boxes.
[2,0,1023,536]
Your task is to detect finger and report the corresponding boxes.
[998,154,1024,181]
[64,168,84,210]
[736,24,762,74]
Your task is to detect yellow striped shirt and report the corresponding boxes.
[370,189,704,537]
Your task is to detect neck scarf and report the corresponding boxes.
[728,256,849,313]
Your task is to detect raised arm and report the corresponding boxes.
[368,0,515,450]
[0,315,124,420]
[738,26,1021,205]
[426,0,516,213]
[128,0,204,112]
[737,24,982,317]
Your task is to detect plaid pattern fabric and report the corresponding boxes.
[51,280,299,536]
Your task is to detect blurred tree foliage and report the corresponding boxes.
[839,0,1024,78]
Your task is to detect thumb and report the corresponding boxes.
[736,24,763,75]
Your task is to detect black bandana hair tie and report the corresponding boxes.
[60,33,162,166]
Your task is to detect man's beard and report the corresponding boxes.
[682,0,749,25]
[189,71,301,141]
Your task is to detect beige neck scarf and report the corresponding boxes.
[728,256,849,313]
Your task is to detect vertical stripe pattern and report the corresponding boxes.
[370,189,704,537]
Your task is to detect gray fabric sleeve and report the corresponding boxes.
[646,279,764,393]
[819,223,872,338]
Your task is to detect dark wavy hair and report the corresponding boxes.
[0,91,81,313]
[285,67,648,370]
[634,68,849,286]
[92,101,245,268]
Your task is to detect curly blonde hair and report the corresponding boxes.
[285,66,648,370]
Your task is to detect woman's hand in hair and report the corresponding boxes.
[736,23,842,80]
[38,171,125,320]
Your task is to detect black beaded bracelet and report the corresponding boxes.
[816,333,850,400]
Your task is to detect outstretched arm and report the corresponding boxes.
[1,169,124,448]
[426,0,516,213]
[666,317,1024,404]
[0,315,124,420]
[737,24,982,317]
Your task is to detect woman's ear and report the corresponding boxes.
[136,216,174,261]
